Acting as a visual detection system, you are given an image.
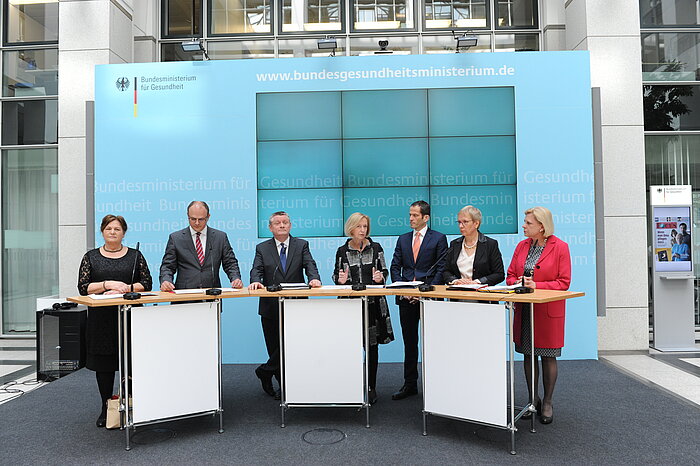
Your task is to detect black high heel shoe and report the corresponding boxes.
[96,412,107,428]
[539,402,553,424]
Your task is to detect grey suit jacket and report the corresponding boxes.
[249,236,321,319]
[159,227,241,289]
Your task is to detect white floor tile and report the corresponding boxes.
[0,364,29,377]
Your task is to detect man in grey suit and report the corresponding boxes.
[249,211,321,398]
[160,201,243,291]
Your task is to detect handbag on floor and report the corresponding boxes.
[106,396,121,430]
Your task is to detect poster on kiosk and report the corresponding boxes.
[653,206,692,273]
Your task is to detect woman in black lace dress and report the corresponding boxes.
[77,215,152,427]
[332,212,394,405]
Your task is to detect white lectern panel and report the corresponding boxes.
[423,300,506,427]
[131,302,219,423]
[283,299,364,404]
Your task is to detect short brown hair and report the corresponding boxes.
[100,214,127,233]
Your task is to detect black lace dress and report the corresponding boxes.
[78,248,152,371]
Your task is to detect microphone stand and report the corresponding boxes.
[266,264,282,292]
[418,248,449,292]
[123,242,142,300]
[205,243,222,296]
[514,270,534,294]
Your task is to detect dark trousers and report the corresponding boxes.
[259,316,280,381]
[368,344,378,390]
[399,299,420,388]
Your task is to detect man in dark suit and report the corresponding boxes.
[390,200,448,400]
[249,211,321,398]
[160,201,243,291]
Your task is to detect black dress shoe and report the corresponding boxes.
[391,385,418,400]
[274,389,281,401]
[255,367,276,397]
[96,412,107,428]
[368,388,378,405]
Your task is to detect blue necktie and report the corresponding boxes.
[280,243,287,273]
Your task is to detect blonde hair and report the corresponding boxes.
[458,205,482,229]
[525,206,554,237]
[344,212,371,237]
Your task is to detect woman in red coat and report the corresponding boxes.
[506,206,571,424]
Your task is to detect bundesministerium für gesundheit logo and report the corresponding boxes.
[116,77,130,91]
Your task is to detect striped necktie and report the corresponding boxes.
[195,232,205,266]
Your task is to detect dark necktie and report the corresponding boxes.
[280,243,287,273]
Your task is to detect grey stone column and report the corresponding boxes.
[564,0,649,350]
[57,0,135,297]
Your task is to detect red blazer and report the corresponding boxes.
[506,235,571,349]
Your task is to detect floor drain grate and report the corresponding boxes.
[301,428,346,445]
[131,428,177,445]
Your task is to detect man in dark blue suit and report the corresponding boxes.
[390,200,448,400]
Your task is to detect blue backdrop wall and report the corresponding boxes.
[94,51,597,362]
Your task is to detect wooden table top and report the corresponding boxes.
[67,286,584,307]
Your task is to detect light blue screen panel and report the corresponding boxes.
[257,91,341,141]
[258,140,342,189]
[258,188,343,237]
[344,187,431,236]
[342,89,428,139]
[343,138,429,187]
[430,136,516,186]
[428,87,515,137]
[430,185,518,235]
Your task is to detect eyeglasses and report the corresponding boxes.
[457,220,473,226]
[189,217,208,223]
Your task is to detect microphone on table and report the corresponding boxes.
[351,254,366,291]
[123,242,142,300]
[266,264,282,292]
[418,248,449,292]
[515,269,534,294]
[205,243,222,296]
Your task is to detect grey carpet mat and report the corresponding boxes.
[0,361,697,465]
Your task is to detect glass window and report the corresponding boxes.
[2,100,58,145]
[497,0,537,28]
[161,42,206,61]
[494,33,538,51]
[210,0,272,34]
[3,49,58,97]
[2,148,58,334]
[282,0,343,32]
[348,35,418,55]
[209,40,275,59]
[644,84,700,131]
[422,34,491,53]
[640,0,700,27]
[163,0,202,37]
[645,135,700,329]
[352,0,414,31]
[642,33,700,81]
[425,0,487,30]
[5,0,58,44]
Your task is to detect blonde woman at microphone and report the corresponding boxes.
[506,206,571,425]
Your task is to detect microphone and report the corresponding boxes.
[123,242,142,300]
[515,269,534,294]
[205,243,222,296]
[418,248,450,292]
[266,264,282,292]
[352,254,366,291]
